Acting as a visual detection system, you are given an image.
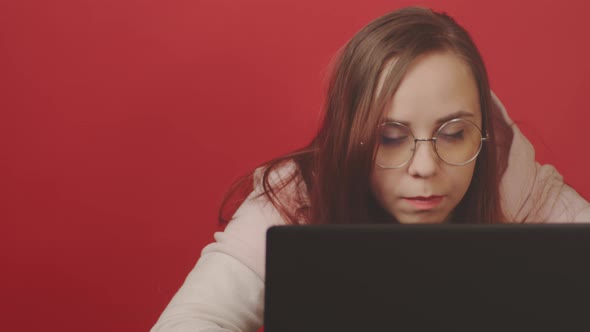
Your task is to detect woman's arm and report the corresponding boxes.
[151,165,296,332]
[151,252,264,332]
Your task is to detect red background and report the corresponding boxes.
[2,0,589,331]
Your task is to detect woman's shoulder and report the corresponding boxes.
[252,159,311,221]
[252,159,302,192]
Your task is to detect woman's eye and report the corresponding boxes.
[439,129,464,141]
[381,135,408,146]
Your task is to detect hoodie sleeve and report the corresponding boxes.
[493,92,590,222]
[151,165,296,332]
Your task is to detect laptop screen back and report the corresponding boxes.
[264,224,590,332]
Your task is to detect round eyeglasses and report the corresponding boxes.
[375,118,488,169]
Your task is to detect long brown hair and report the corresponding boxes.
[219,7,509,225]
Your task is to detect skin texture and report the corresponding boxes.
[370,51,482,224]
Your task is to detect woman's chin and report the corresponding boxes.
[394,211,449,224]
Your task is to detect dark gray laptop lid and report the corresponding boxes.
[264,224,590,332]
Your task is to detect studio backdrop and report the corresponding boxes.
[1,0,589,331]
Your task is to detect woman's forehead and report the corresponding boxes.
[380,51,481,128]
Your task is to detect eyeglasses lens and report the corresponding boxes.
[376,119,483,168]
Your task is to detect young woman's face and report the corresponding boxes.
[370,51,481,224]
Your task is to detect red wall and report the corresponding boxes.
[2,1,589,331]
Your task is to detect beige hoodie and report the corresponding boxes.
[151,93,590,332]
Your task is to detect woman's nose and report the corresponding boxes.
[407,140,439,177]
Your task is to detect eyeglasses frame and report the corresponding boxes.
[375,118,489,169]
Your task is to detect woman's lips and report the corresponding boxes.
[403,196,444,210]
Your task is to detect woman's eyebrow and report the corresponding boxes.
[435,110,474,124]
[383,110,474,125]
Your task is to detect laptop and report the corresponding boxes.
[264,224,590,332]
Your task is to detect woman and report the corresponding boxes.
[152,6,590,332]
